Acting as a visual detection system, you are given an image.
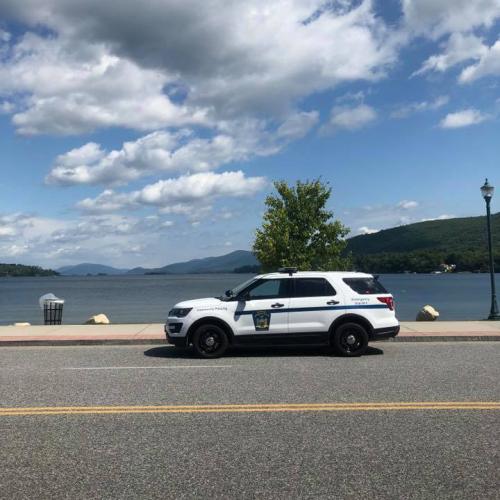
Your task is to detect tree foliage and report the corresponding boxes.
[353,250,500,274]
[0,263,58,277]
[253,179,351,272]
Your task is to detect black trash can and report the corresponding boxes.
[43,299,64,325]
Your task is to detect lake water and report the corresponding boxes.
[0,273,498,325]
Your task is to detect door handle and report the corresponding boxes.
[327,300,340,305]
[271,303,285,308]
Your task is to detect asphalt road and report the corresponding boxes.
[0,343,499,499]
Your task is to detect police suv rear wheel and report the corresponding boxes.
[332,323,368,357]
[192,324,229,359]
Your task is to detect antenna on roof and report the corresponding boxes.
[278,266,298,276]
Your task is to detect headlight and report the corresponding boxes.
[169,307,192,318]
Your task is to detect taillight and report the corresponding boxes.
[377,296,394,311]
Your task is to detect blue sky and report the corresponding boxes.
[0,0,499,268]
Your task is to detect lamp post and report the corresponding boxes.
[480,178,500,320]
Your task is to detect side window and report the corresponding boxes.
[243,279,289,300]
[293,278,336,297]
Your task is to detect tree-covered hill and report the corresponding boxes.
[346,213,500,273]
[0,264,58,277]
[346,212,500,254]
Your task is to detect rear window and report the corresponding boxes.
[343,277,388,295]
[293,278,336,297]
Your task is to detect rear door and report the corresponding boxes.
[288,277,345,341]
[233,278,291,337]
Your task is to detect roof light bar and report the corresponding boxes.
[278,267,298,275]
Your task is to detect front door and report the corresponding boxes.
[233,278,291,337]
[288,277,345,342]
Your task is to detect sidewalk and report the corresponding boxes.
[0,322,499,346]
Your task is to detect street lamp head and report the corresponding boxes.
[481,178,494,199]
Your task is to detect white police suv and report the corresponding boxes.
[165,268,399,358]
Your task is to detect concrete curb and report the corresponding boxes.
[0,336,499,346]
[386,336,500,342]
[0,339,167,347]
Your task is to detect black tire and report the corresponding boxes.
[192,324,229,359]
[331,322,368,357]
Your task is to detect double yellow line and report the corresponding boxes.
[0,401,499,416]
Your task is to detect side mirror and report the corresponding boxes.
[224,289,233,298]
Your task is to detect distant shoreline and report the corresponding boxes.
[2,270,499,278]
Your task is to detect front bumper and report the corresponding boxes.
[370,325,400,341]
[164,322,187,347]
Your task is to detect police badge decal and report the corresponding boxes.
[253,310,271,331]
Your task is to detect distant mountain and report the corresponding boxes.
[57,263,129,276]
[127,267,149,275]
[143,250,259,274]
[57,251,259,276]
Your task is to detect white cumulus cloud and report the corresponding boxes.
[357,226,379,235]
[420,214,454,222]
[47,113,318,186]
[439,109,489,128]
[402,0,500,38]
[0,34,208,135]
[77,171,267,214]
[0,211,186,267]
[391,96,449,118]
[407,1,500,85]
[397,200,419,210]
[460,39,500,82]
[345,199,426,234]
[322,104,377,133]
[0,0,396,135]
[415,33,487,76]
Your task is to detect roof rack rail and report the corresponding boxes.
[278,266,298,276]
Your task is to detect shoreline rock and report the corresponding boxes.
[416,305,439,321]
[85,314,110,325]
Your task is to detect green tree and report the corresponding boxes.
[253,179,351,272]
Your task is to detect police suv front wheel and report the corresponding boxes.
[192,324,229,359]
[332,323,368,357]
